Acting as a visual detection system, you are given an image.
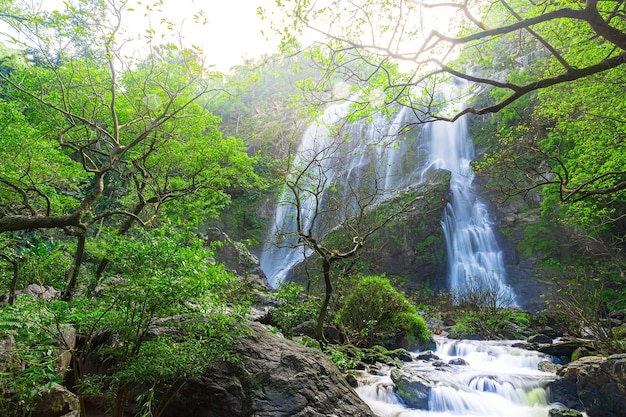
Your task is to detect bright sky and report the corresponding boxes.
[124,0,280,72]
[2,0,455,73]
[0,0,280,72]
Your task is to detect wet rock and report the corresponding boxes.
[571,346,595,362]
[512,342,536,350]
[432,360,450,369]
[369,365,387,376]
[388,348,413,362]
[528,334,553,344]
[390,368,432,409]
[547,354,626,417]
[538,339,588,362]
[416,350,440,361]
[361,346,397,366]
[346,374,359,388]
[538,360,563,374]
[549,409,583,417]
[448,357,469,366]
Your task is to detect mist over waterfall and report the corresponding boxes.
[260,85,516,305]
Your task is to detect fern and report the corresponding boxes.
[0,305,25,337]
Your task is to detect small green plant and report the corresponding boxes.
[271,282,319,338]
[324,344,364,370]
[449,314,477,339]
[335,275,430,348]
[508,310,531,328]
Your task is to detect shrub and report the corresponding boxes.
[0,297,67,417]
[335,275,430,348]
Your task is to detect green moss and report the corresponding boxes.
[517,222,559,260]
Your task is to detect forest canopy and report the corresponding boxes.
[265,0,625,241]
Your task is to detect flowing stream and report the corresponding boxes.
[356,338,558,417]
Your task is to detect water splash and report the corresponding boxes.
[356,337,558,417]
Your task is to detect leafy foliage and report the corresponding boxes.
[0,228,247,417]
[551,264,626,354]
[335,275,430,348]
[0,297,67,417]
[270,282,319,338]
[447,278,527,339]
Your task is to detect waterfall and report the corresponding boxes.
[423,110,517,305]
[259,103,426,288]
[260,83,515,305]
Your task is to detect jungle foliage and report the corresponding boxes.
[1,0,626,414]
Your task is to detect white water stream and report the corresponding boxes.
[260,86,545,415]
[356,338,558,417]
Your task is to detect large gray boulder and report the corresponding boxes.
[547,354,626,417]
[166,321,376,417]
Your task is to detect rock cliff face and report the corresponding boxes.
[164,321,376,417]
[359,169,451,290]
[288,168,451,290]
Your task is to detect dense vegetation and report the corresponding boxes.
[0,0,625,415]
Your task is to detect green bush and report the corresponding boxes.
[335,275,430,348]
[0,297,66,417]
[325,344,364,370]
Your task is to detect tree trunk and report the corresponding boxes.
[62,231,86,301]
[0,254,19,306]
[112,382,130,417]
[315,257,333,345]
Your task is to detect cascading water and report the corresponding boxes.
[422,108,517,305]
[260,84,515,302]
[356,338,559,417]
[260,85,552,415]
